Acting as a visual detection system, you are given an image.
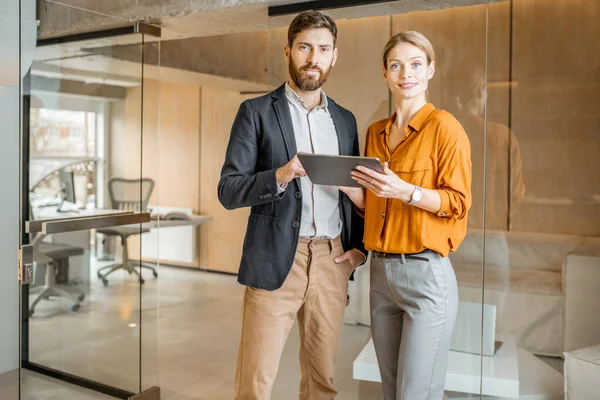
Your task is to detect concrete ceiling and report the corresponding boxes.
[38,0,305,39]
[34,0,501,92]
[40,0,498,39]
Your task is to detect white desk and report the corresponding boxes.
[29,207,212,271]
[147,214,212,229]
[140,214,213,265]
[353,334,563,399]
[29,207,210,234]
[446,335,519,397]
[29,207,137,284]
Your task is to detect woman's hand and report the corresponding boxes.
[351,162,414,201]
[338,186,365,209]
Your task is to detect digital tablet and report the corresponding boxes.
[297,153,384,188]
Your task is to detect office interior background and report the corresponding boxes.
[1,0,599,399]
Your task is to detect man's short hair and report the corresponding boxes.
[287,10,337,47]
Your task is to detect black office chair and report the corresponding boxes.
[96,178,157,285]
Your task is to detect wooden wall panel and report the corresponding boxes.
[113,78,201,206]
[198,88,250,273]
[150,80,201,209]
[110,87,142,181]
[508,0,600,236]
[116,79,201,265]
[108,99,128,185]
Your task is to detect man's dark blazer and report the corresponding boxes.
[218,83,365,290]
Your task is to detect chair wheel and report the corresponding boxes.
[71,304,80,312]
[102,279,109,286]
[29,309,34,317]
[78,294,85,301]
[140,279,145,285]
[97,272,102,279]
[153,271,158,278]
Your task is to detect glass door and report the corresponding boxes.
[18,2,161,399]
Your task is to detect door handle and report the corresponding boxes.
[26,212,151,234]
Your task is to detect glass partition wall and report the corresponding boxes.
[20,1,161,399]
[481,1,600,399]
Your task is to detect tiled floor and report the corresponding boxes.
[25,263,383,399]
[0,368,114,400]
[22,261,564,399]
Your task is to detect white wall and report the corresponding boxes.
[0,81,20,377]
[0,4,20,380]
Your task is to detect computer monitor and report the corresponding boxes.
[58,170,76,212]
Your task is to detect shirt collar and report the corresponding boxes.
[380,103,436,135]
[285,81,329,110]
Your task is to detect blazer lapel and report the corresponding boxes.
[273,90,297,160]
[328,101,352,156]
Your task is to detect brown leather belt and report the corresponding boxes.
[372,250,435,263]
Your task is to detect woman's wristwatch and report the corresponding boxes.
[405,185,423,205]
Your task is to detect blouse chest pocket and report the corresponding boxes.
[390,158,431,187]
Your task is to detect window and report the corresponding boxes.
[30,108,97,158]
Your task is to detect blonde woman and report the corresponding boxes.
[342,31,472,399]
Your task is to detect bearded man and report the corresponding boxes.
[218,9,366,400]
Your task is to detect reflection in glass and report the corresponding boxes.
[26,16,150,397]
[444,65,526,231]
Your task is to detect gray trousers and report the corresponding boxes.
[370,250,458,400]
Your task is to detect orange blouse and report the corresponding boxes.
[361,103,472,257]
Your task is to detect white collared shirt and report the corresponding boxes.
[283,82,341,239]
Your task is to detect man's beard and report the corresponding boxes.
[289,58,332,91]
